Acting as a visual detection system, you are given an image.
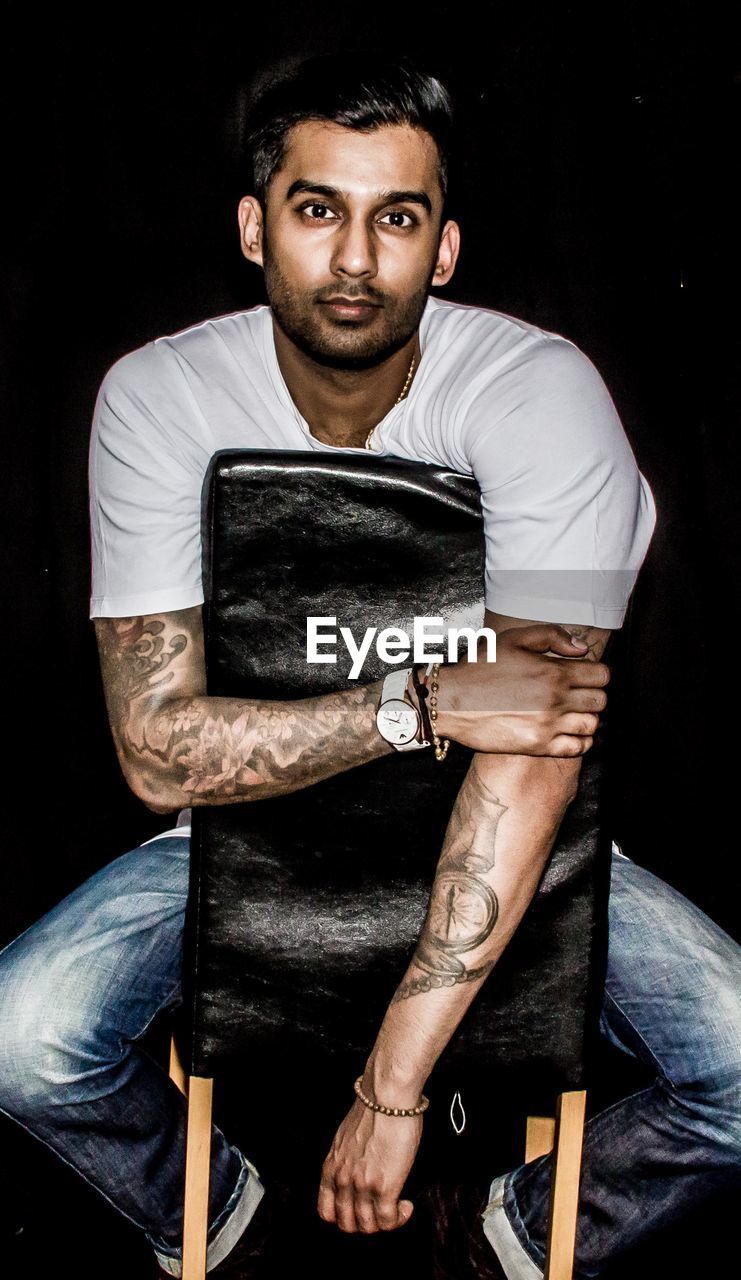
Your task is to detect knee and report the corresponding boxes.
[669,1083,741,1172]
[668,1028,741,1163]
[0,948,117,1115]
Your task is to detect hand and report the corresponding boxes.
[317,1098,421,1233]
[435,623,609,757]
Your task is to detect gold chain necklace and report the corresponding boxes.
[364,352,416,450]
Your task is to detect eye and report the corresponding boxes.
[300,202,339,221]
[379,210,417,228]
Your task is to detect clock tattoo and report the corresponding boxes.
[391,778,508,1003]
[427,872,498,954]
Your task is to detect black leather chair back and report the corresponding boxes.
[180,451,610,1175]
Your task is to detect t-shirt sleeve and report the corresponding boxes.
[459,335,656,628]
[88,344,212,619]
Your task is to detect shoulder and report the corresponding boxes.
[420,297,622,451]
[95,304,270,404]
[422,295,545,370]
[433,293,598,374]
[151,302,270,362]
[421,297,607,411]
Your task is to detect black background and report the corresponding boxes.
[1,2,738,1275]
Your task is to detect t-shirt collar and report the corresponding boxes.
[261,296,435,453]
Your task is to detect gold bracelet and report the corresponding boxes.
[353,1075,430,1117]
[428,662,450,761]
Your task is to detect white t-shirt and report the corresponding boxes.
[88,295,656,627]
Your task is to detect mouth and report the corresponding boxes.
[319,297,381,319]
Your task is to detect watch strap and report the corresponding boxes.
[380,667,413,704]
[378,667,430,751]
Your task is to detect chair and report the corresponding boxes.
[167,450,612,1280]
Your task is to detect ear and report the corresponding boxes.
[237,195,265,267]
[431,219,461,287]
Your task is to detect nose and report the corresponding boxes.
[330,214,378,280]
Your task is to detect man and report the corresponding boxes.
[0,51,738,1280]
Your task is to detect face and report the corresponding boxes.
[238,120,460,370]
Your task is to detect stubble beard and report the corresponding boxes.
[262,235,436,371]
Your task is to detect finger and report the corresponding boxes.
[373,1194,414,1231]
[558,712,600,738]
[555,687,606,714]
[563,659,611,688]
[550,733,594,757]
[563,687,608,713]
[398,1199,414,1226]
[317,1180,337,1225]
[354,1194,380,1234]
[334,1184,359,1233]
[373,1191,404,1232]
[514,625,589,655]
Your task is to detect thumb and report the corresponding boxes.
[398,1199,414,1226]
[515,624,588,656]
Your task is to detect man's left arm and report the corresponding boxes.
[317,613,610,1235]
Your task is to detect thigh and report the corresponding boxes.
[601,844,741,1090]
[0,834,191,1050]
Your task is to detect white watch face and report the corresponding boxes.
[376,698,420,746]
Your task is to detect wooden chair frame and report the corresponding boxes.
[168,1033,586,1280]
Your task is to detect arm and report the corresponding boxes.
[94,607,608,815]
[94,606,392,815]
[317,613,610,1234]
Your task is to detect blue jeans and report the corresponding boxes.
[483,847,741,1277]
[0,832,263,1276]
[0,836,738,1276]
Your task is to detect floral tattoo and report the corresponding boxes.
[95,608,385,808]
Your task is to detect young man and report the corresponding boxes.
[0,52,738,1280]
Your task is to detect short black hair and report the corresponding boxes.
[243,52,455,218]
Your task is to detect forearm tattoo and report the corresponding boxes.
[391,769,508,1003]
[95,610,384,807]
[389,620,609,1005]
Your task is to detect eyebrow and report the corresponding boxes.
[284,179,433,216]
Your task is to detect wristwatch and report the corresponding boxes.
[375,667,430,751]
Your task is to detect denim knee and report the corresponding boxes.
[665,1054,741,1167]
[0,942,120,1114]
[0,837,190,1119]
[606,853,741,1168]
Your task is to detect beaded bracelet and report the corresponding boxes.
[353,1075,430,1117]
[428,662,451,762]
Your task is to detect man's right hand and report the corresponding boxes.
[435,622,610,758]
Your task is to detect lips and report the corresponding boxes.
[319,298,380,319]
[322,297,378,306]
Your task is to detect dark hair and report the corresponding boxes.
[243,52,455,217]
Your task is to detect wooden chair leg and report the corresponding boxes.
[525,1114,556,1162]
[544,1090,587,1280]
[181,1075,214,1280]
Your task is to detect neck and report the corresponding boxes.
[272,324,420,448]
